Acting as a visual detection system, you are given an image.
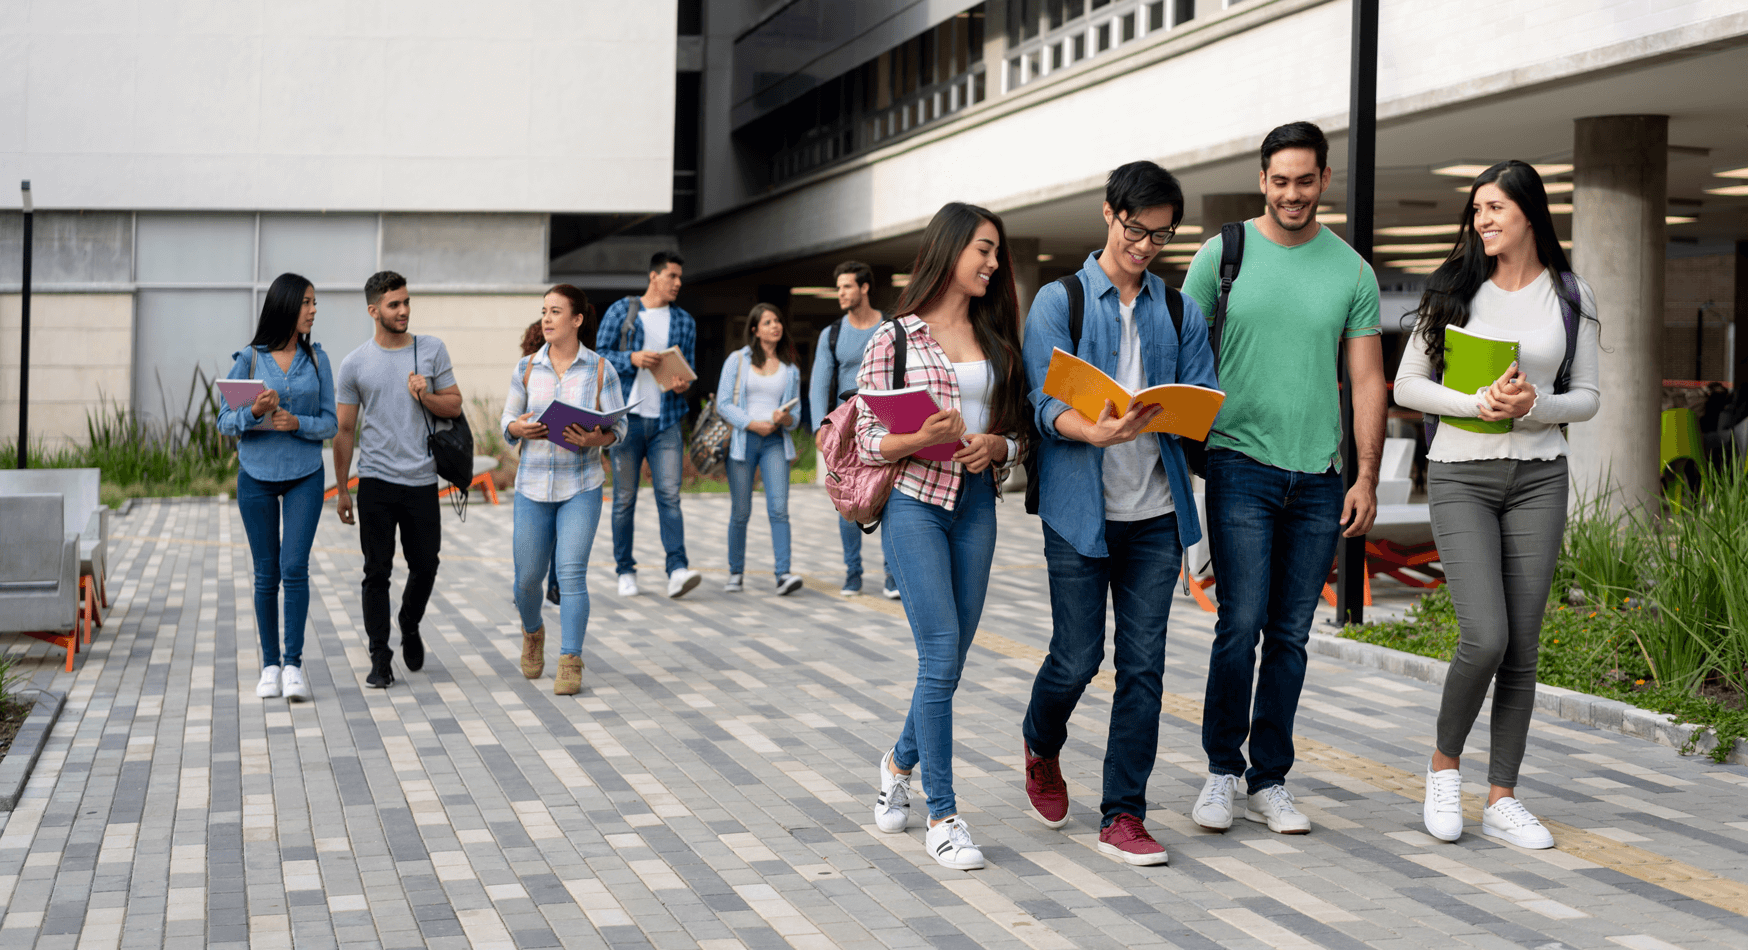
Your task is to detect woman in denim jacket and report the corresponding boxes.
[218,272,338,703]
[715,304,803,595]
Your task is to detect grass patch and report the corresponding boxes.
[1342,464,1748,763]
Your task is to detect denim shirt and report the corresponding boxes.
[1023,252,1220,558]
[218,343,339,482]
[716,347,801,462]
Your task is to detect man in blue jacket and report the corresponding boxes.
[596,251,703,599]
[1018,161,1218,866]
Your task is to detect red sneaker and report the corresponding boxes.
[1024,742,1070,828]
[1098,813,1168,866]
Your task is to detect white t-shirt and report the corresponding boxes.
[631,305,671,418]
[954,360,992,436]
[1102,299,1174,521]
[744,362,788,421]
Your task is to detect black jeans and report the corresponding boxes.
[356,477,441,666]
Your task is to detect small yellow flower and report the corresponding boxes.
[1635,678,1645,685]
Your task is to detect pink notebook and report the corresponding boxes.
[859,386,961,462]
[213,379,273,430]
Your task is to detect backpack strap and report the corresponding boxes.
[826,316,846,407]
[594,351,607,410]
[1212,222,1246,366]
[890,319,908,388]
[618,296,641,352]
[1165,286,1184,339]
[1054,274,1085,353]
[1553,270,1581,395]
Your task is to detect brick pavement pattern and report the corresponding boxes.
[0,488,1744,950]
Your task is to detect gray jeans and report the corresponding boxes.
[1428,457,1568,787]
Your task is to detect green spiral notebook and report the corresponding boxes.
[1441,325,1519,434]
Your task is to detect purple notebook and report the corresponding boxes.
[535,398,639,452]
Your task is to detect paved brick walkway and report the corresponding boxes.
[1,488,1745,950]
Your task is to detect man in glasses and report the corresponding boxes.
[1017,160,1219,865]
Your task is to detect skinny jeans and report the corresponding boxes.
[1428,457,1568,787]
[236,469,324,668]
[513,488,603,656]
[725,431,791,578]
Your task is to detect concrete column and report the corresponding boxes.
[1008,236,1041,326]
[1201,193,1262,234]
[1568,115,1668,516]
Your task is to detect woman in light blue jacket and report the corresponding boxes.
[717,303,803,595]
[218,272,338,703]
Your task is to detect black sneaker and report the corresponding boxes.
[402,623,425,672]
[546,583,561,606]
[366,666,394,689]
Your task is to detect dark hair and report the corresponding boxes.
[889,202,1027,438]
[649,250,685,274]
[1410,160,1586,377]
[1104,161,1185,226]
[1260,121,1329,171]
[364,270,407,306]
[745,303,798,370]
[519,321,544,356]
[250,273,318,375]
[833,260,874,290]
[544,284,597,343]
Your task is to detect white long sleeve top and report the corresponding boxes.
[1394,270,1601,462]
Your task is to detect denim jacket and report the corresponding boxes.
[715,347,801,462]
[1023,252,1220,558]
[218,343,338,482]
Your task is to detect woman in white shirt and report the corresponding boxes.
[502,285,626,695]
[1394,161,1600,849]
[716,304,803,595]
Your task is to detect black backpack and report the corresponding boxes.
[1179,222,1246,478]
[1024,273,1185,515]
[413,336,475,515]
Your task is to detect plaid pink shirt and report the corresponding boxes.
[854,316,1027,511]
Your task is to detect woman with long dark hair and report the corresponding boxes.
[219,272,338,702]
[717,303,803,595]
[860,202,1029,870]
[502,284,621,695]
[1394,161,1600,848]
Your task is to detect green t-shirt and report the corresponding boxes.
[1182,221,1381,473]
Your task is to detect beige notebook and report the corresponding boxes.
[651,346,696,389]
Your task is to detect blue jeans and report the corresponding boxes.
[726,432,791,578]
[1024,513,1181,824]
[837,519,897,593]
[514,488,603,656]
[884,472,998,820]
[236,468,324,669]
[1201,449,1345,794]
[611,417,687,575]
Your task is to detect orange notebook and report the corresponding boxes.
[1042,348,1225,439]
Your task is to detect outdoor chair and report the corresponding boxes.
[0,493,88,671]
[0,468,108,623]
[437,456,502,505]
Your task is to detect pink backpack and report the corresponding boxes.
[818,322,908,530]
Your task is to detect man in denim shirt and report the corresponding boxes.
[1019,162,1218,865]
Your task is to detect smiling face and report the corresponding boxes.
[1102,202,1176,281]
[952,219,1001,299]
[1260,147,1331,233]
[542,292,584,345]
[297,286,316,335]
[1471,182,1534,261]
[370,286,410,334]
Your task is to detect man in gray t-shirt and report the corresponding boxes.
[332,271,463,689]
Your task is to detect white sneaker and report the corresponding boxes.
[924,816,985,871]
[618,573,639,596]
[1481,797,1554,849]
[776,574,803,596]
[256,665,282,699]
[882,584,902,601]
[1192,773,1241,832]
[282,666,311,703]
[667,568,702,599]
[1424,765,1463,842]
[874,749,912,834]
[1245,784,1312,834]
[724,573,744,593]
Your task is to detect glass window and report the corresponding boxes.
[1065,0,1084,18]
[1051,41,1064,69]
[1090,0,1111,8]
[972,71,986,103]
[1072,32,1086,61]
[1096,21,1111,52]
[135,214,254,284]
[1121,11,1135,41]
[1047,0,1064,29]
[258,214,377,287]
[1175,0,1195,25]
[1148,1,1164,30]
[1008,56,1022,89]
[1027,49,1042,80]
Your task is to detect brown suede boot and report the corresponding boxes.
[521,626,545,679]
[554,654,583,695]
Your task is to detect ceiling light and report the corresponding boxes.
[1432,162,1573,178]
[1161,242,1202,252]
[1374,244,1452,254]
[1666,215,1697,224]
[1377,224,1460,236]
[1548,203,1572,214]
[1321,213,1348,224]
[1161,255,1196,265]
[788,286,841,298]
[1176,224,1204,235]
[890,273,911,288]
[1705,184,1748,197]
[1037,253,1055,262]
[1713,166,1748,179]
[1544,182,1574,194]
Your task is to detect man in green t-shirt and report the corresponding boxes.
[1180,121,1386,836]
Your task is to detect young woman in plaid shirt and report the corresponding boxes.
[862,203,1030,870]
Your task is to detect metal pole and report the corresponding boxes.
[1337,0,1378,626]
[15,181,30,470]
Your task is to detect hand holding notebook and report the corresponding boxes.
[858,386,966,462]
[213,379,276,431]
[1440,325,1519,434]
[1040,348,1225,439]
[535,397,642,452]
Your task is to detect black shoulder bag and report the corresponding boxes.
[413,336,475,514]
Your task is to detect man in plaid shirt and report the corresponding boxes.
[596,251,703,599]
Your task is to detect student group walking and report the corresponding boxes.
[222,121,1599,871]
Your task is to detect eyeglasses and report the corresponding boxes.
[1118,216,1177,246]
